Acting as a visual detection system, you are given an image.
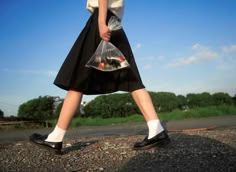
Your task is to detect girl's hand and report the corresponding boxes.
[99,23,111,42]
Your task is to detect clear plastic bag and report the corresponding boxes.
[86,16,130,72]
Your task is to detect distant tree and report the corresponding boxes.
[55,101,63,117]
[85,91,182,117]
[176,95,188,110]
[198,92,213,107]
[83,91,236,118]
[212,92,233,105]
[84,93,139,118]
[155,92,178,112]
[187,92,213,108]
[18,96,55,120]
[0,109,4,118]
[148,91,159,112]
[233,94,236,106]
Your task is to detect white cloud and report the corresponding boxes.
[45,70,58,77]
[216,44,236,72]
[2,69,57,77]
[192,43,205,50]
[132,43,142,52]
[222,45,236,54]
[157,55,166,61]
[20,69,58,77]
[143,64,152,70]
[135,43,142,49]
[137,55,166,63]
[216,58,236,71]
[166,44,219,67]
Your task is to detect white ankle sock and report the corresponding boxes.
[147,119,164,139]
[45,125,66,142]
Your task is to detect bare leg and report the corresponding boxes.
[131,88,165,141]
[39,90,83,143]
[56,90,83,130]
[131,88,158,122]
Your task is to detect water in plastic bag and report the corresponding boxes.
[86,16,130,72]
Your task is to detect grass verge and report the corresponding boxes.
[64,105,236,127]
[70,114,145,127]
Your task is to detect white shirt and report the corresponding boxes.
[86,0,124,19]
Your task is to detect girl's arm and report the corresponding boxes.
[98,0,111,41]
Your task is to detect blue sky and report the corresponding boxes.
[1,0,236,116]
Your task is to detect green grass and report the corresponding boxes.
[53,105,236,127]
[70,114,145,127]
[159,105,236,121]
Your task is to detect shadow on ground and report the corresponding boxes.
[118,133,236,172]
[62,140,99,154]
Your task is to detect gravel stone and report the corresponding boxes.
[0,127,235,172]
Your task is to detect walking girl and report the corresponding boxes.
[30,0,170,153]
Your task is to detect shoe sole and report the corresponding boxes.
[133,138,171,150]
[29,139,62,155]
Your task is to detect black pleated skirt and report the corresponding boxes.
[54,9,145,95]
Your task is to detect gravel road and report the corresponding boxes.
[1,126,235,172]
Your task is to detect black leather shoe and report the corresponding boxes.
[29,133,62,154]
[133,130,170,150]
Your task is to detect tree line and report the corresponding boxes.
[16,92,236,120]
[0,109,4,118]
